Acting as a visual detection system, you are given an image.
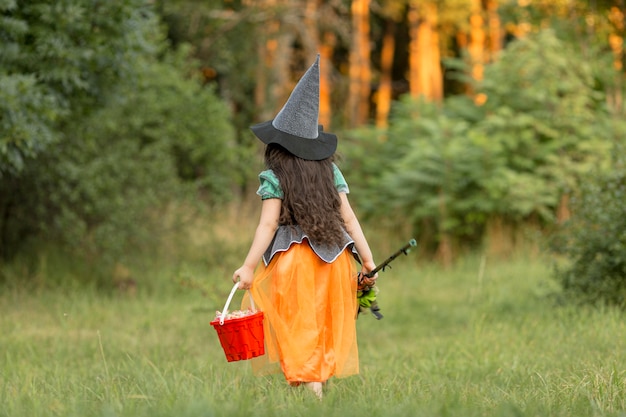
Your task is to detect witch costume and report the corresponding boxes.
[243,55,360,383]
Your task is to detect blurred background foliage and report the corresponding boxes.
[1,0,625,305]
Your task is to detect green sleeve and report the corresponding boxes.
[256,170,284,200]
[333,163,350,194]
[257,166,348,199]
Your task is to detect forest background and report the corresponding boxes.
[2,1,626,416]
[1,0,626,301]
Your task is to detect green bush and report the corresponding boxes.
[552,155,626,306]
[344,97,492,251]
[342,30,618,258]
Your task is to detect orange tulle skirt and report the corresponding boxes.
[242,242,359,383]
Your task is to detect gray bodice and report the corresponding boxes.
[263,225,359,266]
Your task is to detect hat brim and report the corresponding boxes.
[250,120,337,161]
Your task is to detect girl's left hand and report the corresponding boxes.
[360,261,378,287]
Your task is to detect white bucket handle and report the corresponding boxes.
[219,282,256,325]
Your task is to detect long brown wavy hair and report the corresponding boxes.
[264,144,347,247]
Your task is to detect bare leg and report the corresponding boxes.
[304,382,323,400]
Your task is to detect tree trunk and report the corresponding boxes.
[254,4,296,120]
[430,9,443,101]
[485,216,515,259]
[348,0,371,127]
[456,30,468,51]
[556,193,571,224]
[375,18,396,129]
[407,4,419,97]
[437,187,453,268]
[255,39,269,121]
[302,0,320,57]
[608,6,624,114]
[469,0,485,83]
[319,31,336,130]
[486,0,502,58]
[273,20,296,113]
[408,1,442,101]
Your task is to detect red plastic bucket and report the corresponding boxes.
[211,283,265,362]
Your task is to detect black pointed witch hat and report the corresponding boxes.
[250,55,337,161]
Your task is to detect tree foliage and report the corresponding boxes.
[343,29,622,257]
[475,29,614,221]
[1,0,625,276]
[0,0,236,269]
[0,0,156,175]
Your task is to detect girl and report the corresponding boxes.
[232,56,377,399]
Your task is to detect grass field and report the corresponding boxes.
[1,252,625,417]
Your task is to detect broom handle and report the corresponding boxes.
[219,282,256,325]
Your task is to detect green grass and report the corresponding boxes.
[1,253,626,417]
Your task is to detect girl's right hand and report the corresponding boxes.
[232,265,254,290]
